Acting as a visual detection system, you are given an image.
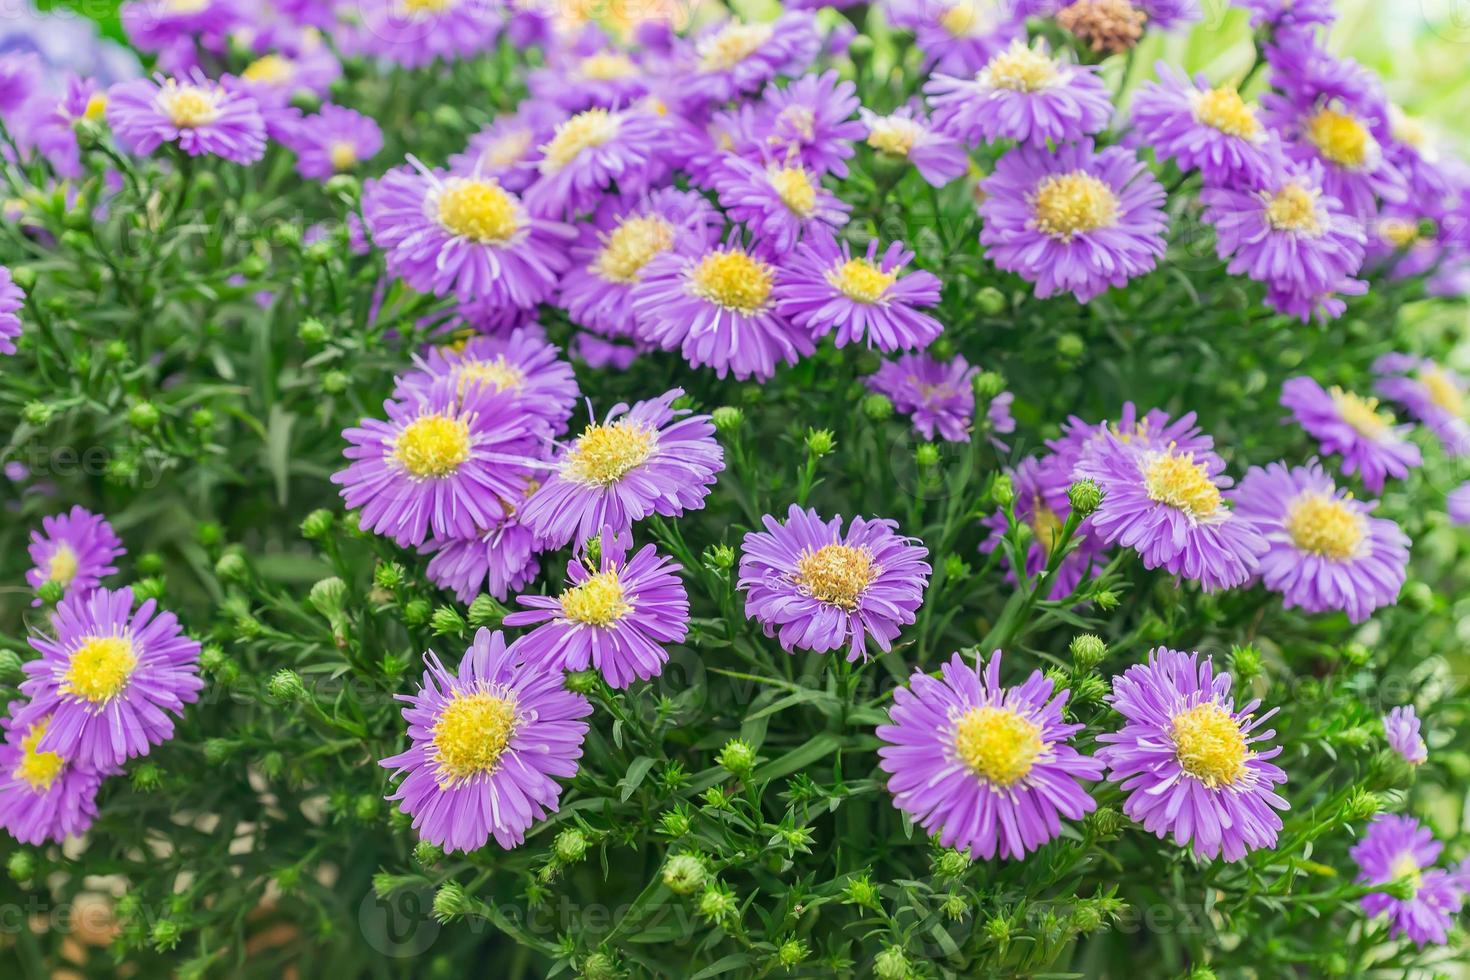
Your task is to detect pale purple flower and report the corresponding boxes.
[711,157,851,255]
[523,108,670,220]
[0,265,23,356]
[26,506,125,606]
[107,71,266,164]
[859,105,969,187]
[1128,64,1272,185]
[1374,353,1470,457]
[1279,376,1420,493]
[286,104,382,181]
[866,352,978,443]
[759,70,865,178]
[0,700,109,846]
[1383,706,1427,766]
[1351,815,1465,946]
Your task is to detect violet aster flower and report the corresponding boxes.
[286,104,383,181]
[1128,64,1272,185]
[0,701,109,846]
[362,162,574,307]
[1237,0,1335,31]
[1232,461,1408,624]
[505,531,689,689]
[120,0,241,53]
[859,105,969,187]
[1350,815,1465,946]
[528,42,648,113]
[633,241,814,381]
[0,52,41,116]
[912,0,1025,76]
[235,43,341,106]
[26,506,125,605]
[738,504,930,661]
[355,0,501,69]
[1449,483,1470,526]
[1374,354,1470,457]
[980,140,1167,303]
[759,70,865,178]
[1137,0,1200,29]
[523,108,669,219]
[1279,376,1420,493]
[559,188,720,339]
[866,352,978,443]
[775,232,942,352]
[1098,648,1289,861]
[21,586,203,770]
[1382,706,1427,766]
[15,73,104,179]
[520,389,723,550]
[380,628,592,853]
[981,454,1109,600]
[448,103,562,193]
[1077,432,1265,591]
[0,264,24,356]
[680,13,821,108]
[711,157,851,255]
[332,377,545,548]
[1048,404,1216,486]
[423,518,541,605]
[925,39,1112,148]
[107,71,266,164]
[877,650,1103,860]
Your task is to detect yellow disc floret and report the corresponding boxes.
[540,109,620,172]
[984,41,1059,92]
[560,568,633,626]
[1194,86,1261,140]
[242,54,295,86]
[1171,701,1249,788]
[697,22,774,72]
[400,0,457,15]
[62,635,138,703]
[1419,367,1464,417]
[1032,172,1119,241]
[17,718,65,793]
[866,117,920,157]
[1329,387,1392,439]
[1264,183,1323,235]
[688,249,775,314]
[482,128,533,169]
[793,544,878,610]
[770,166,818,216]
[1305,107,1375,170]
[456,354,526,395]
[578,52,638,80]
[1144,451,1222,519]
[435,178,518,244]
[953,706,1044,786]
[1031,502,1064,556]
[47,545,80,586]
[329,141,358,171]
[593,215,675,283]
[563,420,656,486]
[1286,493,1364,560]
[939,0,991,38]
[156,80,223,129]
[826,257,896,304]
[392,413,472,479]
[431,690,517,785]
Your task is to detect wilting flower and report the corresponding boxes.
[21,587,203,769]
[1374,353,1470,457]
[523,108,669,219]
[865,352,978,443]
[1350,815,1465,946]
[1098,648,1289,861]
[0,265,24,356]
[26,506,125,605]
[1279,376,1420,493]
[759,70,865,178]
[979,140,1167,303]
[878,651,1103,860]
[1128,64,1272,186]
[506,532,689,689]
[107,71,266,164]
[520,389,723,550]
[380,629,592,852]
[738,504,930,661]
[711,157,850,255]
[858,105,968,187]
[1383,705,1427,766]
[0,701,109,846]
[681,13,821,107]
[287,104,383,181]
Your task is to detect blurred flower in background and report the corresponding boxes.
[0,2,139,87]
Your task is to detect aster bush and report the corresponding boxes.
[3,0,1470,977]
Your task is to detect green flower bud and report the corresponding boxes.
[915,443,941,467]
[806,428,836,456]
[430,605,466,637]
[196,521,224,548]
[308,577,348,618]
[1093,589,1120,611]
[1342,641,1372,667]
[930,336,956,360]
[1056,332,1084,361]
[298,317,329,345]
[322,369,349,394]
[662,854,706,895]
[974,286,1006,316]
[862,392,894,421]
[21,400,55,426]
[214,551,248,582]
[1183,967,1217,980]
[467,594,506,627]
[300,509,334,540]
[273,865,303,893]
[9,265,36,291]
[432,881,473,923]
[990,473,1015,509]
[204,739,237,765]
[136,551,165,575]
[127,401,161,430]
[401,598,432,627]
[7,849,37,882]
[843,874,880,909]
[972,370,1006,401]
[1229,644,1262,681]
[414,840,443,868]
[696,884,737,923]
[132,576,166,603]
[1085,806,1125,839]
[702,543,735,572]
[188,407,215,431]
[1070,634,1107,670]
[554,828,589,864]
[36,580,64,606]
[565,669,600,694]
[1071,674,1109,705]
[873,945,910,980]
[942,554,971,581]
[325,174,360,199]
[0,649,23,683]
[1402,581,1433,612]
[150,918,183,952]
[777,938,809,967]
[1067,478,1103,517]
[374,562,405,590]
[658,807,692,838]
[104,338,129,362]
[716,738,757,778]
[353,794,380,822]
[1071,903,1104,934]
[711,405,743,433]
[259,751,285,781]
[1341,788,1382,823]
[267,669,308,703]
[1335,726,1371,750]
[932,847,971,880]
[581,951,621,980]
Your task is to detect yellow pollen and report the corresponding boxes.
[1032,171,1118,241]
[166,0,209,11]
[579,52,638,80]
[984,41,1059,92]
[1377,217,1421,249]
[697,22,774,72]
[242,54,295,86]
[1390,108,1429,150]
[157,81,222,129]
[827,258,896,304]
[939,1,991,37]
[83,94,108,121]
[770,166,817,216]
[1194,86,1260,140]
[563,420,656,486]
[953,706,1044,786]
[400,0,456,15]
[1144,451,1222,519]
[1420,367,1465,417]
[1171,701,1249,788]
[435,178,518,243]
[793,544,878,610]
[1305,107,1374,170]
[1286,493,1364,560]
[1031,502,1064,556]
[456,355,526,396]
[16,718,65,793]
[541,109,620,172]
[392,413,472,479]
[62,635,138,703]
[431,690,517,785]
[1264,183,1323,235]
[866,117,920,157]
[329,140,358,171]
[47,544,80,586]
[593,215,675,283]
[688,249,775,315]
[483,128,533,169]
[1389,853,1423,894]
[1329,387,1393,439]
[777,106,816,142]
[559,568,633,625]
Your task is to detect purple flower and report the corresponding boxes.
[286,104,382,181]
[633,242,814,381]
[859,105,969,187]
[422,502,541,604]
[505,532,689,689]
[1098,648,1289,861]
[354,0,502,69]
[980,140,1167,303]
[21,586,203,770]
[759,70,865,178]
[0,701,109,846]
[866,352,978,443]
[1279,376,1420,493]
[981,455,1108,600]
[1232,461,1408,623]
[362,163,574,307]
[107,71,266,164]
[14,73,104,179]
[448,104,562,193]
[1449,482,1470,525]
[26,506,125,606]
[679,13,821,108]
[0,264,24,356]
[925,39,1112,148]
[711,157,851,255]
[332,377,545,548]
[520,389,723,550]
[877,651,1102,860]
[911,0,1025,77]
[1237,0,1335,31]
[1383,706,1427,766]
[1128,64,1272,185]
[234,44,341,106]
[1077,432,1265,591]
[380,629,591,853]
[0,52,41,116]
[529,44,648,113]
[775,231,942,352]
[523,108,669,219]
[121,0,241,53]
[1374,353,1470,457]
[1351,815,1465,946]
[1137,0,1200,29]
[738,504,930,661]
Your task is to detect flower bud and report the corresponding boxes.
[777,939,808,967]
[401,598,431,627]
[468,594,506,627]
[873,945,910,980]
[322,369,349,394]
[325,174,360,199]
[843,874,880,908]
[972,370,1006,401]
[862,392,893,421]
[300,509,334,540]
[374,562,406,590]
[414,840,443,868]
[432,881,473,923]
[214,551,249,582]
[806,428,836,456]
[932,847,970,880]
[22,400,55,426]
[553,828,589,864]
[36,580,64,606]
[990,473,1015,509]
[1085,805,1125,839]
[430,605,466,637]
[9,265,36,290]
[1069,634,1107,671]
[1402,581,1433,611]
[1056,332,1084,361]
[298,317,329,345]
[308,577,348,618]
[711,405,743,433]
[1342,641,1372,667]
[702,543,735,572]
[662,854,706,895]
[196,521,224,548]
[203,739,234,765]
[565,669,600,694]
[150,919,182,952]
[1093,589,1120,611]
[658,806,692,838]
[696,884,737,922]
[581,951,621,980]
[127,401,161,430]
[133,576,166,603]
[1341,788,1382,822]
[716,738,757,778]
[138,552,165,575]
[268,669,308,703]
[915,443,940,467]
[1067,478,1103,517]
[1229,644,1262,681]
[942,554,971,581]
[0,649,23,683]
[7,849,37,883]
[974,286,1007,316]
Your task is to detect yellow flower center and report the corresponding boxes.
[939,1,991,38]
[541,109,620,172]
[1172,701,1249,788]
[47,544,80,586]
[593,215,675,283]
[157,81,222,129]
[793,544,878,610]
[83,93,108,121]
[1144,451,1222,519]
[431,690,517,785]
[63,635,138,703]
[166,0,209,11]
[1305,107,1375,170]
[400,0,456,14]
[1376,217,1421,249]
[579,52,638,80]
[984,41,1059,92]
[1032,172,1119,241]
[1286,493,1364,560]
[688,249,775,315]
[1329,387,1393,439]
[456,355,526,396]
[483,128,533,169]
[826,257,896,304]
[435,178,518,244]
[866,117,920,157]
[1264,183,1323,235]
[560,568,633,625]
[1390,108,1429,150]
[770,166,817,216]
[697,22,774,72]
[16,718,65,793]
[392,413,472,479]
[1389,852,1423,894]
[1194,86,1260,140]
[563,420,656,486]
[953,706,1044,786]
[1420,367,1465,417]
[777,105,816,141]
[1031,502,1064,556]
[329,140,358,171]
[242,54,294,86]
